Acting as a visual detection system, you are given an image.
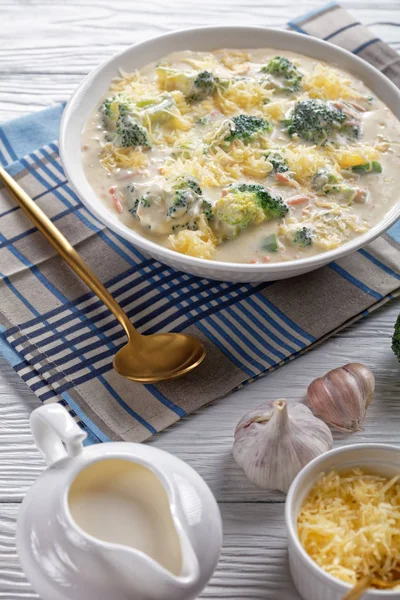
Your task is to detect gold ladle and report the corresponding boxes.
[0,165,205,382]
[343,570,400,600]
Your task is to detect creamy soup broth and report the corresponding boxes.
[82,49,400,264]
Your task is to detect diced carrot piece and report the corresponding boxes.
[287,195,310,206]
[109,186,123,213]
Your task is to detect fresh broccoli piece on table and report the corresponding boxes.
[261,56,303,93]
[293,227,313,247]
[226,115,271,143]
[352,161,382,174]
[392,314,400,361]
[285,99,359,145]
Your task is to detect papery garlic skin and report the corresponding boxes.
[307,363,375,433]
[232,399,333,493]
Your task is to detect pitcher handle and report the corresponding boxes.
[30,404,87,465]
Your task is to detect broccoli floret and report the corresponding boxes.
[99,95,131,128]
[136,93,176,124]
[167,177,204,220]
[129,198,139,218]
[266,151,289,173]
[226,115,271,143]
[126,179,208,234]
[293,227,313,247]
[322,183,359,202]
[202,200,213,221]
[204,114,271,148]
[352,161,382,174]
[156,67,218,102]
[189,71,219,102]
[312,169,340,191]
[99,97,114,121]
[212,183,287,240]
[128,190,153,220]
[167,189,192,218]
[174,176,203,197]
[312,171,361,202]
[261,233,278,252]
[116,112,152,148]
[392,314,400,361]
[285,99,359,145]
[261,56,303,93]
[99,95,152,148]
[232,183,288,219]
[172,177,212,221]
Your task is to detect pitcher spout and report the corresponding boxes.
[97,531,200,600]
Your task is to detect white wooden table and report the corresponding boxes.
[1,0,400,597]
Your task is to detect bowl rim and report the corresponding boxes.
[59,25,400,274]
[285,442,400,595]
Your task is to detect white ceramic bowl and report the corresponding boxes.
[60,27,400,282]
[285,444,400,600]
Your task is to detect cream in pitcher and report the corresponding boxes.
[68,459,183,576]
[16,404,222,600]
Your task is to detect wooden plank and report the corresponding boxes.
[0,0,399,119]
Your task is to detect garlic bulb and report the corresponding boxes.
[307,363,375,432]
[232,399,333,493]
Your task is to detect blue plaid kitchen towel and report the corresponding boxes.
[1,4,400,444]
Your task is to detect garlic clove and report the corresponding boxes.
[307,363,375,432]
[232,399,333,493]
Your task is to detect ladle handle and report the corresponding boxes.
[0,165,137,339]
[30,404,87,465]
[342,577,372,600]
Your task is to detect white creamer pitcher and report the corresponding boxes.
[17,404,222,600]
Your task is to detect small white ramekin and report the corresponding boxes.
[285,444,400,600]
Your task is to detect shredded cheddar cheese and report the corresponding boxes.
[279,200,369,249]
[168,215,216,259]
[218,50,252,73]
[298,469,400,586]
[284,144,330,184]
[215,79,273,114]
[327,144,380,169]
[100,143,149,171]
[304,64,361,100]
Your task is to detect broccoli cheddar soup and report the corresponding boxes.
[82,49,400,264]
